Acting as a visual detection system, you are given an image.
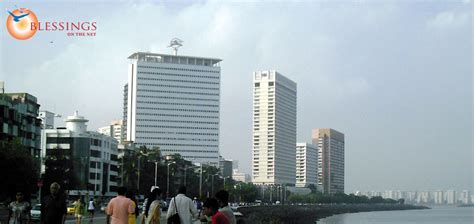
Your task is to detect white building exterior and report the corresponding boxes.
[446,190,457,204]
[295,143,317,188]
[233,169,251,183]
[460,190,471,204]
[252,70,297,185]
[434,191,444,204]
[42,112,119,196]
[98,119,125,144]
[124,52,222,165]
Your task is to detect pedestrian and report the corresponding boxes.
[87,198,95,223]
[107,186,135,224]
[166,186,198,224]
[214,190,236,224]
[202,198,229,224]
[125,190,139,224]
[7,192,31,224]
[74,198,86,224]
[41,182,67,224]
[193,197,202,216]
[144,188,162,224]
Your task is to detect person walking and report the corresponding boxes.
[202,198,229,224]
[144,188,162,224]
[74,198,86,224]
[106,187,135,224]
[41,182,67,224]
[125,191,139,224]
[166,186,198,224]
[7,192,31,224]
[87,198,95,223]
[214,191,236,224]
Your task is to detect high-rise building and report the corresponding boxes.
[0,92,42,157]
[460,190,471,204]
[252,70,297,185]
[124,52,222,165]
[434,191,444,204]
[446,190,457,204]
[42,111,119,196]
[98,120,125,144]
[312,128,345,194]
[295,143,317,188]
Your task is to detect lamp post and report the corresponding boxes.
[167,161,176,198]
[199,163,203,199]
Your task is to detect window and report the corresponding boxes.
[255,83,260,87]
[269,82,274,86]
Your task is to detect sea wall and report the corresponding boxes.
[236,204,429,224]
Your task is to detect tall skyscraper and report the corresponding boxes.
[312,128,345,194]
[296,143,318,187]
[252,70,297,185]
[124,52,222,165]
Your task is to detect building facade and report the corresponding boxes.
[42,112,119,197]
[124,52,222,165]
[312,128,345,194]
[219,156,233,179]
[0,93,41,157]
[98,119,125,144]
[295,143,318,188]
[252,71,297,185]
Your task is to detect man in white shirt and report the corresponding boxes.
[166,186,198,224]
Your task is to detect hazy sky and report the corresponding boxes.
[1,0,472,193]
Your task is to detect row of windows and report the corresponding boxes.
[140,143,218,147]
[136,130,218,136]
[137,113,218,119]
[137,95,218,102]
[137,77,219,85]
[137,89,219,96]
[136,125,218,130]
[138,66,220,74]
[136,101,218,107]
[136,107,219,113]
[161,149,218,153]
[137,119,218,124]
[137,83,220,91]
[136,136,218,142]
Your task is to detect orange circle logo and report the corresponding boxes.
[6,8,38,40]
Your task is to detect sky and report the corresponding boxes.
[0,0,472,193]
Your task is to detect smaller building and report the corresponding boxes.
[233,169,251,183]
[43,111,119,197]
[98,120,125,144]
[219,156,233,179]
[295,143,317,188]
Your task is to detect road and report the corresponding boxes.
[62,213,204,224]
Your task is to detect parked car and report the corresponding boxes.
[30,204,41,221]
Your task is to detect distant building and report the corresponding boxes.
[0,92,42,157]
[460,190,471,204]
[434,191,444,204]
[312,128,345,194]
[295,143,317,188]
[252,70,297,185]
[124,52,222,166]
[98,119,125,144]
[42,111,119,196]
[233,169,251,183]
[219,156,233,179]
[446,190,456,205]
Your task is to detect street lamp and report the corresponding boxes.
[167,161,176,198]
[148,160,160,187]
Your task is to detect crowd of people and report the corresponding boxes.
[6,182,238,224]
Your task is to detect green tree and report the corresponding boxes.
[0,139,39,202]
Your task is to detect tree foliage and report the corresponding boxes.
[0,139,39,202]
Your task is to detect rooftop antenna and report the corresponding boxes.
[168,38,183,56]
